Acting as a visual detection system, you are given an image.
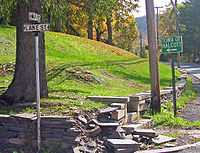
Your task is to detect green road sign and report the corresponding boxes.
[161,36,183,54]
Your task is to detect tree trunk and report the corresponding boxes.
[96,28,101,41]
[0,0,48,105]
[87,15,93,40]
[106,17,113,45]
[55,18,62,32]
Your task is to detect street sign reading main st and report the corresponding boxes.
[29,12,41,22]
[24,24,50,32]
[161,36,183,54]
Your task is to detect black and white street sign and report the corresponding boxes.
[24,24,50,32]
[29,12,41,22]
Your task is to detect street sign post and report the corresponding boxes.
[161,36,183,117]
[24,12,49,152]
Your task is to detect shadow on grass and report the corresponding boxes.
[110,69,171,87]
[49,89,90,94]
[47,59,147,81]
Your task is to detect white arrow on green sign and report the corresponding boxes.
[161,36,183,54]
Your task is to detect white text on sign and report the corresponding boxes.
[29,12,41,22]
[24,24,50,32]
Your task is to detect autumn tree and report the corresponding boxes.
[114,16,138,51]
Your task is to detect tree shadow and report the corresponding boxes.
[47,59,147,82]
[110,68,171,87]
[49,89,90,95]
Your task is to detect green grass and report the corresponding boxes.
[152,79,200,128]
[0,26,175,115]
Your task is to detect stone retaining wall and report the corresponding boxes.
[0,114,79,153]
[88,75,188,121]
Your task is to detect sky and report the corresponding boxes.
[134,0,186,17]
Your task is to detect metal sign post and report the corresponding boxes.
[161,35,183,117]
[171,54,177,117]
[35,32,41,152]
[24,12,49,152]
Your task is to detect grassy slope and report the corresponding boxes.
[0,26,174,115]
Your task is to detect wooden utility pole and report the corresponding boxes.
[145,0,161,113]
[155,6,163,46]
[139,32,144,58]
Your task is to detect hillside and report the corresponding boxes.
[0,26,173,115]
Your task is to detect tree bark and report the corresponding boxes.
[87,14,93,40]
[106,17,113,45]
[0,0,48,105]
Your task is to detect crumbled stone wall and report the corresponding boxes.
[0,114,79,153]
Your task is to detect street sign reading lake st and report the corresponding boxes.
[161,36,183,54]
[24,24,50,32]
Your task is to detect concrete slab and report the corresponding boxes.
[106,139,140,149]
[12,113,37,120]
[111,103,126,110]
[99,107,119,114]
[122,124,143,134]
[92,119,119,127]
[87,96,129,104]
[152,135,176,145]
[114,148,138,153]
[133,129,157,138]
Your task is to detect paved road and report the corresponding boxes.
[180,64,200,80]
